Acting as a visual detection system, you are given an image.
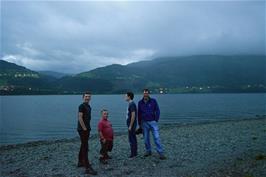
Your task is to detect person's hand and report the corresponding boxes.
[136,127,143,135]
[102,139,106,143]
[83,128,87,131]
[128,127,132,131]
[82,129,88,136]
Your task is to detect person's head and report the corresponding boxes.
[83,91,91,103]
[125,91,134,102]
[101,109,108,120]
[143,88,150,100]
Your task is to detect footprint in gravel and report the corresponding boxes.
[52,174,66,177]
[153,160,160,164]
[9,168,28,176]
[169,163,185,168]
[52,168,58,171]
[169,164,176,168]
[106,167,114,171]
[9,168,21,174]
[42,156,49,160]
[124,170,133,175]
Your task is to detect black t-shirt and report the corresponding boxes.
[77,103,91,131]
[127,101,137,127]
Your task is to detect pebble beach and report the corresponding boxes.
[1,118,266,177]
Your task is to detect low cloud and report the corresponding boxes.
[2,1,265,73]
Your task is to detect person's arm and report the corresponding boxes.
[128,111,136,131]
[137,102,142,127]
[98,122,106,143]
[154,100,160,122]
[78,112,87,131]
[98,131,106,143]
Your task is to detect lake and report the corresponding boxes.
[1,93,265,145]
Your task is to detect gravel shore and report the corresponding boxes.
[1,118,266,177]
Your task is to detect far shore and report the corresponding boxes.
[1,117,266,177]
[1,92,266,96]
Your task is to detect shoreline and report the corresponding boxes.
[1,92,266,96]
[1,117,266,177]
[1,116,265,150]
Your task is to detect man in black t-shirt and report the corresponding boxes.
[125,91,138,158]
[77,91,97,175]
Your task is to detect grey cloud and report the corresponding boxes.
[1,1,265,73]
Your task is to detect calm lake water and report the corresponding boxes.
[1,94,265,145]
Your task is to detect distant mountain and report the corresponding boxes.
[0,60,56,94]
[77,55,266,93]
[56,76,113,94]
[38,71,70,79]
[0,59,34,73]
[1,55,266,95]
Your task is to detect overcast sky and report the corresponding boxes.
[1,1,265,73]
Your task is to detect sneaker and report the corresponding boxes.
[85,166,97,175]
[129,154,137,158]
[105,154,112,159]
[144,152,152,157]
[99,157,108,164]
[136,128,143,135]
[159,154,166,160]
[77,162,84,168]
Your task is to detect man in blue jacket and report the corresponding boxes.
[138,89,166,160]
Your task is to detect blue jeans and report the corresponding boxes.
[142,120,163,154]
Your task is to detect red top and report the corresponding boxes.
[98,118,114,141]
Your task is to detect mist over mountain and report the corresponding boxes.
[38,71,70,79]
[1,55,265,95]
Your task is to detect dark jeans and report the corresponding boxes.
[100,140,113,159]
[128,128,138,156]
[78,130,90,167]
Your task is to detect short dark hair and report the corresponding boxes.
[101,109,108,113]
[143,88,150,93]
[127,91,134,100]
[83,91,91,97]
